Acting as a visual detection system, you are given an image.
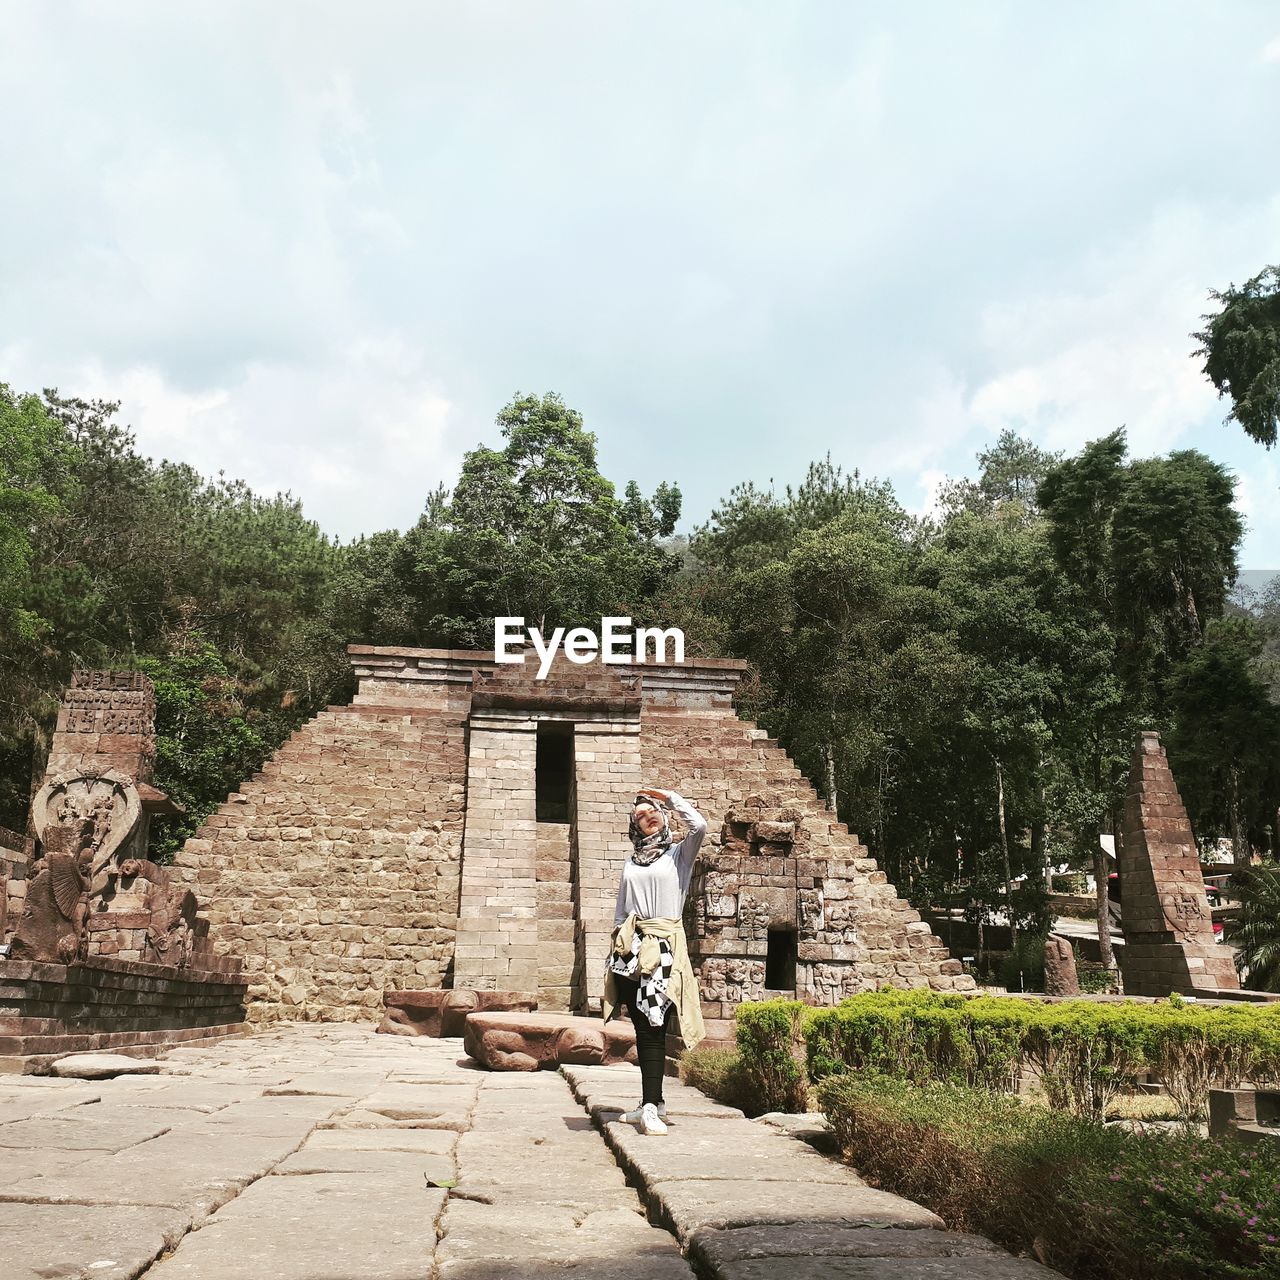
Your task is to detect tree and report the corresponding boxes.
[1194,265,1280,447]
[1165,616,1280,861]
[1038,431,1245,969]
[338,392,684,649]
[1224,864,1280,991]
[938,429,1061,523]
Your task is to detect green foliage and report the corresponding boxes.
[135,641,276,857]
[818,1072,1280,1280]
[804,990,1025,1092]
[1195,265,1280,448]
[677,1047,756,1113]
[1225,864,1280,992]
[734,998,810,1114]
[803,989,1280,1122]
[339,392,682,649]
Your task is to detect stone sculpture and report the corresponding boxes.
[377,988,537,1037]
[1042,933,1080,997]
[147,886,200,967]
[462,1011,637,1071]
[9,821,95,963]
[31,769,142,889]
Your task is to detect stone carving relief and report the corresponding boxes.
[698,956,766,1004]
[31,770,142,886]
[737,894,772,941]
[825,901,859,944]
[63,671,155,738]
[1161,888,1208,936]
[798,888,824,939]
[701,870,737,932]
[9,821,94,963]
[147,886,200,968]
[807,962,860,1005]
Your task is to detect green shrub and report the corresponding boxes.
[805,990,1025,1091]
[734,998,810,1114]
[678,1047,755,1113]
[818,1073,1280,1280]
[1022,1000,1153,1120]
[805,989,1280,1122]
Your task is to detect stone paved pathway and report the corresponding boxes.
[0,1026,1058,1279]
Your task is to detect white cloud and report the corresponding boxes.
[1,336,461,540]
[1262,37,1280,63]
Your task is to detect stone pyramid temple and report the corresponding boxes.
[169,646,975,1027]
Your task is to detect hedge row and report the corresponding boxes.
[818,1072,1280,1280]
[802,990,1280,1120]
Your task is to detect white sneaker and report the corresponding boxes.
[638,1103,668,1136]
[621,1101,666,1124]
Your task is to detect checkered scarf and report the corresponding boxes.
[609,928,674,1027]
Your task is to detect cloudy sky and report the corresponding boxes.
[3,2,1279,564]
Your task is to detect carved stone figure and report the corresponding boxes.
[702,871,738,929]
[147,888,200,967]
[463,1012,636,1071]
[809,962,856,1005]
[9,821,95,963]
[798,888,824,940]
[737,894,771,941]
[1043,933,1080,997]
[826,901,859,943]
[31,770,142,889]
[699,956,765,1004]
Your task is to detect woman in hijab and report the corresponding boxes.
[602,786,707,1135]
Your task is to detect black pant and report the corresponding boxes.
[614,974,672,1106]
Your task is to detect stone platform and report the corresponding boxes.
[0,1025,1058,1279]
[463,1010,638,1070]
[0,955,248,1073]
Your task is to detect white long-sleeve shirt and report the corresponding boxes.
[613,791,707,926]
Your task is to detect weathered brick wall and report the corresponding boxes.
[170,700,466,1024]
[535,822,574,1010]
[452,717,539,993]
[0,954,246,1068]
[571,723,643,1008]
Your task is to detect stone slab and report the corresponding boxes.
[276,1146,455,1181]
[706,1257,1062,1280]
[306,1126,459,1156]
[0,1200,191,1280]
[604,1114,867,1186]
[379,988,537,1038]
[50,1052,163,1078]
[688,1223,1011,1267]
[147,1172,444,1280]
[358,1082,480,1121]
[0,1146,98,1187]
[650,1178,944,1238]
[0,1107,193,1152]
[264,1071,391,1098]
[437,1201,682,1266]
